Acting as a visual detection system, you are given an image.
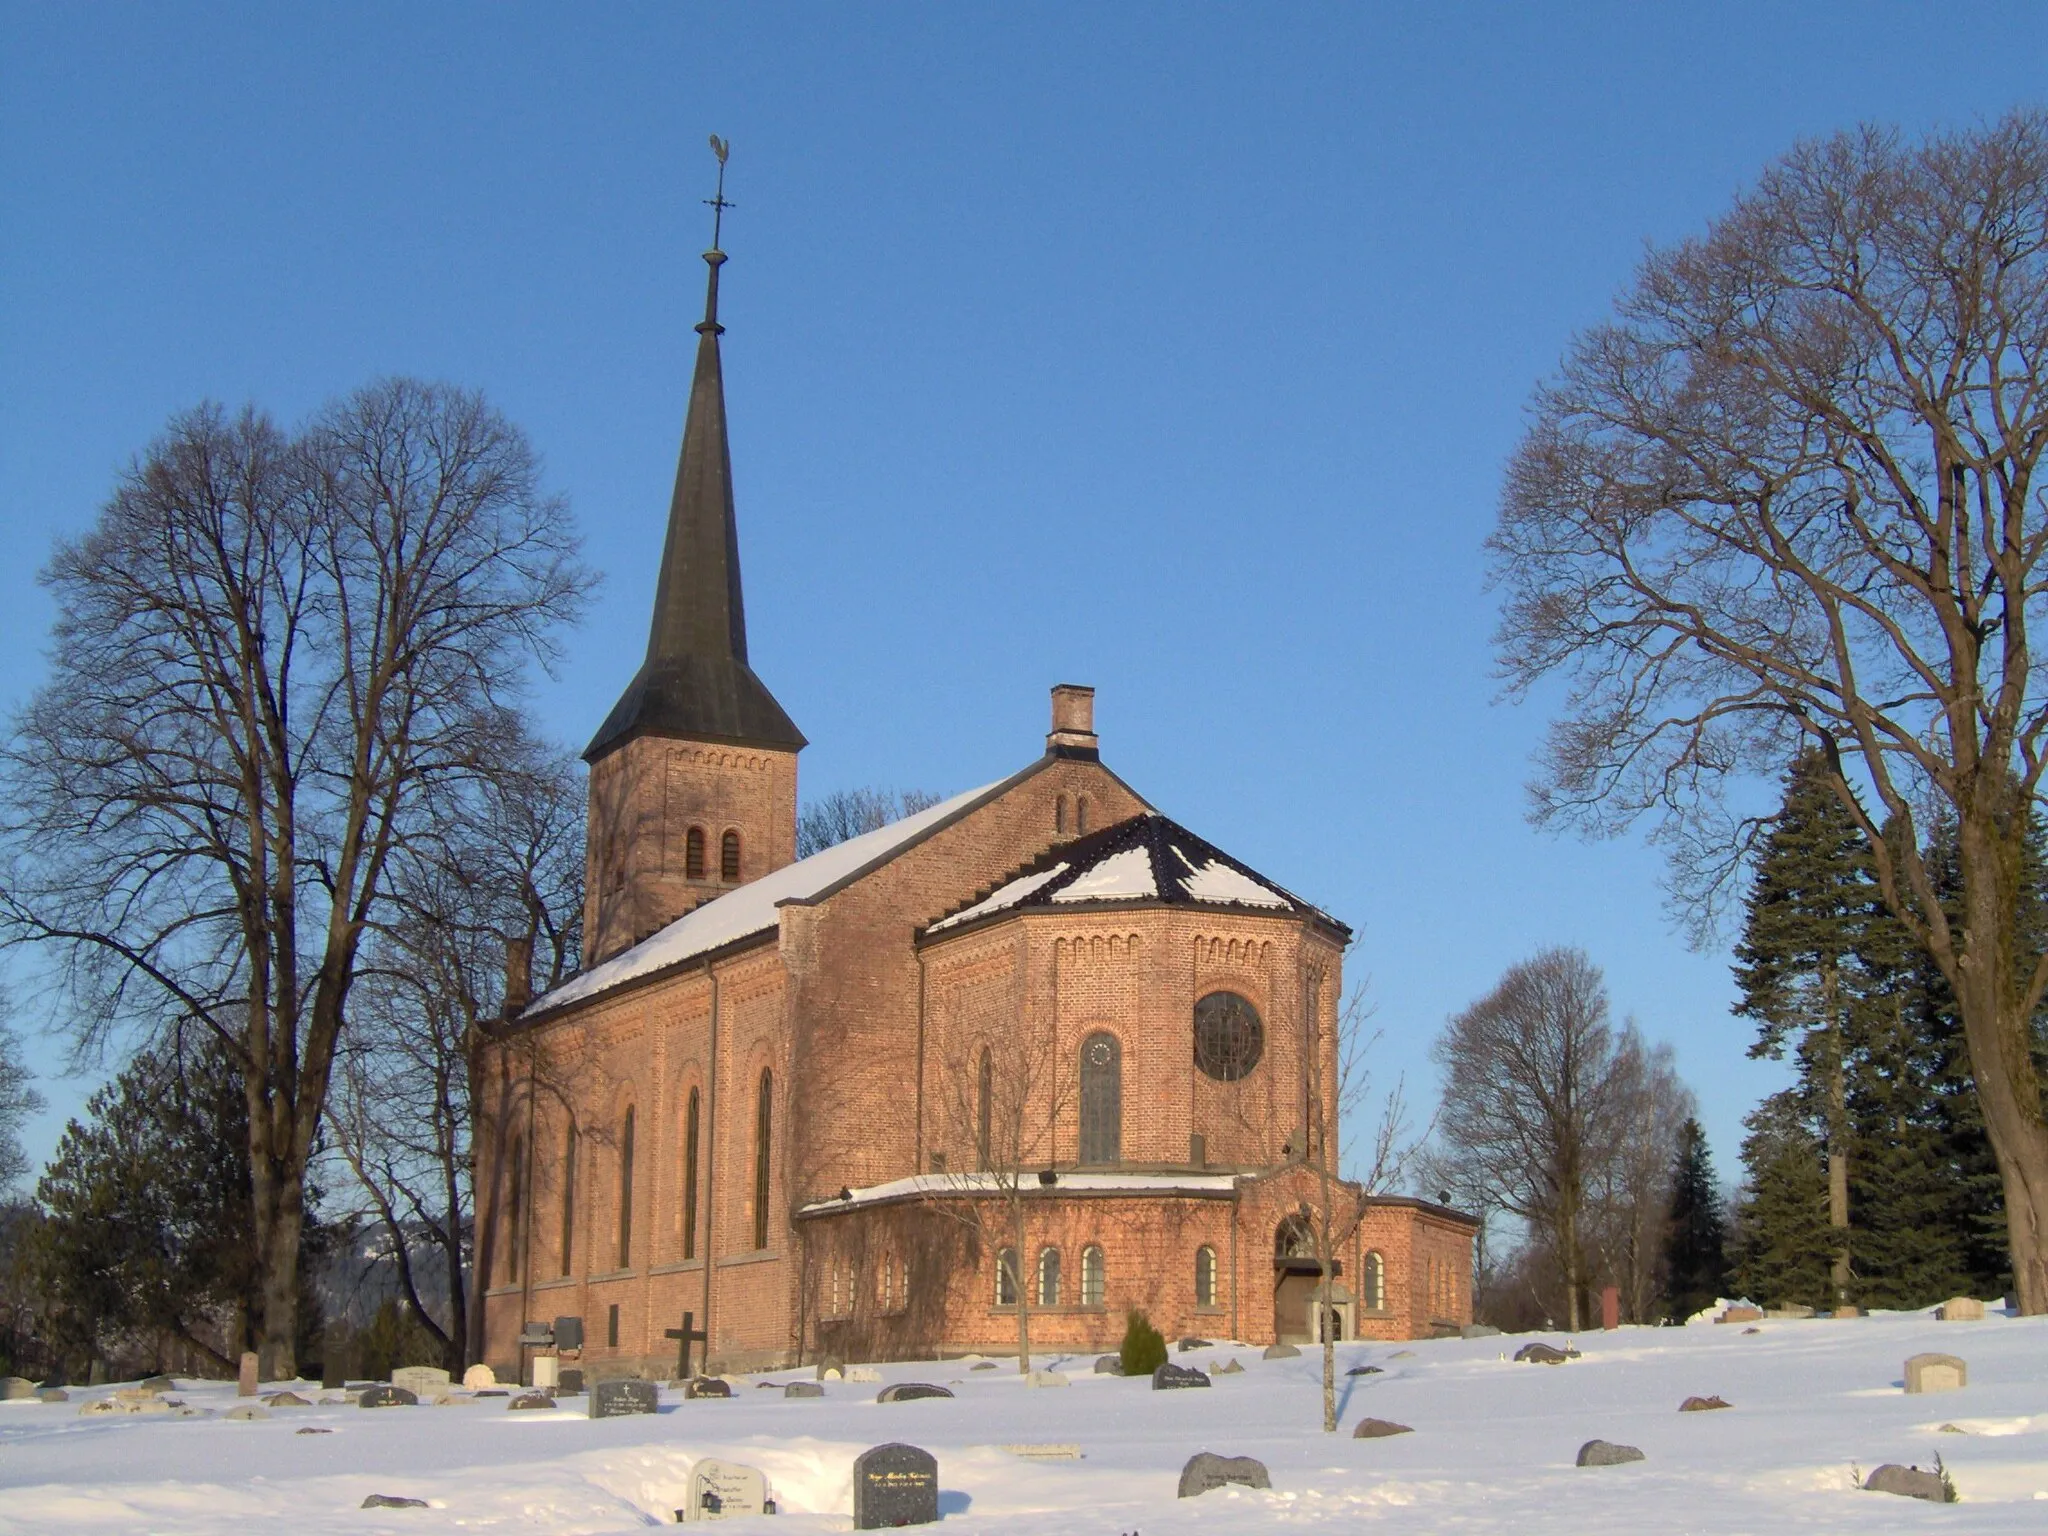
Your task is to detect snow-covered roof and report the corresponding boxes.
[926,812,1342,936]
[798,1170,1241,1215]
[523,779,1003,1018]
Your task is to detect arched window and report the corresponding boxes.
[616,1107,636,1269]
[681,1088,700,1261]
[976,1047,993,1169]
[1195,1244,1218,1307]
[721,829,741,882]
[559,1124,577,1277]
[1081,1244,1105,1306]
[1076,795,1090,834]
[1363,1250,1386,1310]
[1275,1213,1313,1259]
[995,1247,1019,1306]
[505,1134,525,1284]
[1037,1247,1062,1307]
[1055,794,1069,834]
[1078,1031,1121,1165]
[753,1068,773,1250]
[685,826,707,880]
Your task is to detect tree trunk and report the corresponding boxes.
[1821,965,1851,1305]
[252,1160,306,1381]
[1012,1199,1032,1374]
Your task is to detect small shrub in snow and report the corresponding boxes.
[1120,1309,1166,1377]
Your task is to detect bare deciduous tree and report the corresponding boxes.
[1432,948,1652,1330]
[0,384,591,1375]
[1487,112,2048,1309]
[333,741,584,1369]
[795,787,945,859]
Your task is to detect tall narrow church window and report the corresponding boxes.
[685,826,707,880]
[559,1124,577,1277]
[1195,1244,1218,1307]
[617,1107,636,1269]
[1055,794,1069,834]
[721,829,741,882]
[995,1247,1019,1306]
[1078,1031,1121,1165]
[681,1088,700,1261]
[753,1068,773,1250]
[976,1047,993,1169]
[1036,1247,1062,1306]
[506,1135,525,1284]
[1076,795,1090,834]
[1081,1244,1105,1306]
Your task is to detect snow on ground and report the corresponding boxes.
[4,1308,2046,1533]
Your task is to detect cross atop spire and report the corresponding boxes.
[583,136,805,763]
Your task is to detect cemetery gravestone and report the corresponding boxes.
[531,1355,560,1391]
[392,1366,451,1398]
[970,1362,998,1371]
[463,1363,497,1389]
[1092,1355,1121,1375]
[1212,1359,1244,1375]
[1261,1343,1300,1360]
[37,1388,69,1403]
[1717,1305,1763,1324]
[1352,1418,1412,1438]
[1152,1363,1211,1390]
[685,1377,733,1399]
[1345,1365,1382,1376]
[1864,1463,1949,1502]
[1834,1305,1862,1318]
[784,1381,825,1398]
[1025,1370,1068,1388]
[238,1351,259,1396]
[362,1495,430,1510]
[1937,1296,1985,1321]
[853,1443,939,1530]
[590,1379,659,1419]
[1904,1353,1967,1393]
[138,1374,175,1395]
[1177,1337,1214,1352]
[508,1391,554,1410]
[877,1382,953,1402]
[1177,1452,1271,1497]
[263,1391,311,1407]
[559,1368,585,1394]
[816,1357,845,1381]
[359,1385,418,1408]
[1577,1440,1646,1466]
[1601,1286,1620,1330]
[1679,1395,1731,1412]
[846,1366,882,1383]
[1515,1343,1572,1365]
[684,1457,772,1521]
[0,1378,33,1401]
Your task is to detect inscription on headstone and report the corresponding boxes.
[1151,1363,1211,1390]
[589,1378,659,1419]
[1904,1352,1967,1394]
[683,1457,771,1521]
[853,1442,938,1530]
[1177,1451,1271,1497]
[238,1351,259,1397]
[684,1376,733,1399]
[358,1385,418,1408]
[392,1366,451,1398]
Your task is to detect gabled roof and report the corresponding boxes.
[520,777,1005,1020]
[924,812,1348,939]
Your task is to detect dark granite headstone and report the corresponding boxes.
[1092,1355,1122,1375]
[877,1382,954,1402]
[361,1495,429,1509]
[1176,1337,1214,1353]
[785,1381,825,1398]
[1177,1452,1271,1497]
[358,1385,418,1408]
[508,1391,554,1410]
[685,1376,733,1399]
[1514,1342,1574,1365]
[853,1442,938,1530]
[1345,1365,1383,1376]
[1576,1440,1646,1466]
[1152,1363,1211,1390]
[589,1378,658,1419]
[1864,1463,1949,1502]
[558,1368,585,1394]
[1353,1418,1412,1438]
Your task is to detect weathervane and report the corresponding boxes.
[705,134,734,251]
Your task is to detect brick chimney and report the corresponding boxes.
[1046,684,1098,759]
[503,934,534,1018]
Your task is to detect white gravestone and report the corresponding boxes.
[531,1355,560,1390]
[463,1363,497,1389]
[1904,1352,1967,1393]
[392,1366,451,1398]
[684,1458,771,1521]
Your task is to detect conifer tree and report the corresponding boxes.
[1661,1118,1728,1320]
[1731,1092,1833,1309]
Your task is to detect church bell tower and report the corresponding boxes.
[582,144,804,962]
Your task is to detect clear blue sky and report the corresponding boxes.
[3,3,2043,1190]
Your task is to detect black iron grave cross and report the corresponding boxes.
[665,1310,709,1380]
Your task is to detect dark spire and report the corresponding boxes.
[585,141,805,762]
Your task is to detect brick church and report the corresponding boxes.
[475,228,1475,1382]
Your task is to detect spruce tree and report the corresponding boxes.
[1732,752,1898,1304]
[1662,1118,1728,1319]
[1731,1091,1834,1309]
